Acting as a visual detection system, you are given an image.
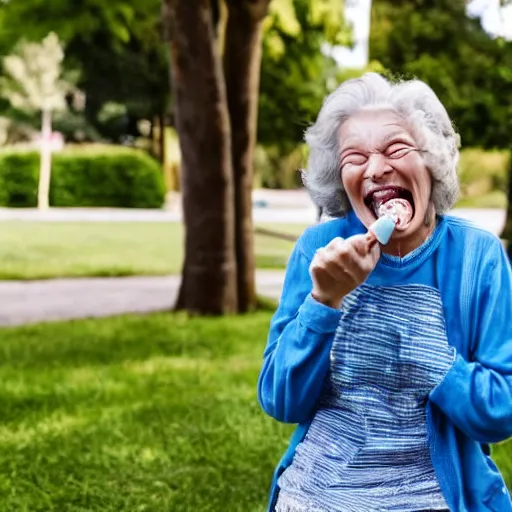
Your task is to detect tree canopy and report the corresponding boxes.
[258,0,351,151]
[370,0,512,148]
[0,0,510,151]
[0,0,168,142]
[1,33,72,114]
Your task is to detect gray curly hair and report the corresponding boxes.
[302,73,461,217]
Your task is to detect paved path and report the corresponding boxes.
[0,271,286,327]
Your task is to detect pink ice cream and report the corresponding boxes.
[378,198,413,228]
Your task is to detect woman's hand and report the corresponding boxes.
[309,232,380,309]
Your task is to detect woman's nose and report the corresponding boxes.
[365,153,392,180]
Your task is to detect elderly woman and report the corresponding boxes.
[257,73,512,512]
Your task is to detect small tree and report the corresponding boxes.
[1,32,75,209]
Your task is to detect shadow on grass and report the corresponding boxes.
[0,312,292,511]
[0,311,510,511]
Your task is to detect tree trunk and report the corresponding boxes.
[502,149,512,261]
[38,109,52,210]
[166,0,238,314]
[223,1,269,312]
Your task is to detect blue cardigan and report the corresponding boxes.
[257,212,512,512]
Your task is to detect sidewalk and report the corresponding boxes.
[0,271,286,327]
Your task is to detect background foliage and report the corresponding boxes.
[370,0,512,149]
[0,146,165,208]
[0,0,510,189]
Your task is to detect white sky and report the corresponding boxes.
[332,0,512,69]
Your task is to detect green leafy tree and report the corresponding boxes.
[369,0,512,149]
[258,0,351,152]
[166,0,274,314]
[166,0,351,314]
[0,0,169,147]
[370,0,512,256]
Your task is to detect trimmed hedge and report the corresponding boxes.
[0,145,166,208]
[0,151,39,207]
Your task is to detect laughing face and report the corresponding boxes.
[339,109,435,255]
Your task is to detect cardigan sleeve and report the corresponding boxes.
[429,239,512,443]
[257,238,341,424]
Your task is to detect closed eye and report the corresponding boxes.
[341,153,368,167]
[386,145,414,159]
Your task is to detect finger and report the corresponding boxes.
[359,243,381,274]
[318,237,376,284]
[349,234,374,258]
[324,236,345,252]
[322,237,367,283]
[338,242,369,283]
[312,248,351,282]
[344,237,381,280]
[365,232,379,251]
[365,230,378,246]
[368,241,381,265]
[324,240,364,283]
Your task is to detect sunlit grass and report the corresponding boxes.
[0,221,305,280]
[0,312,292,511]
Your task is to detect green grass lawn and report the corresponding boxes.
[0,222,305,280]
[0,312,510,511]
[0,311,293,511]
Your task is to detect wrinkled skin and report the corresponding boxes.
[339,109,435,256]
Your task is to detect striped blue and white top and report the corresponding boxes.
[276,283,455,512]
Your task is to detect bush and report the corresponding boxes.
[253,144,306,189]
[0,145,166,208]
[0,151,39,207]
[457,148,509,206]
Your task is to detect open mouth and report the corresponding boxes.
[364,187,415,228]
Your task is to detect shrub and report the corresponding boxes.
[0,145,166,208]
[253,144,306,189]
[457,149,509,201]
[0,151,39,207]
